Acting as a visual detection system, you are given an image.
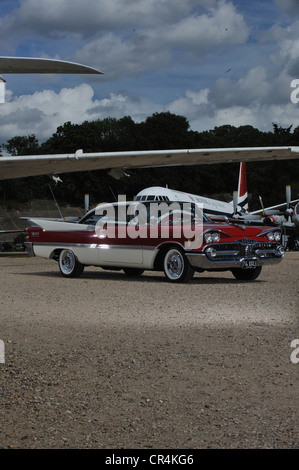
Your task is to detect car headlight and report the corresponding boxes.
[206,247,217,258]
[267,231,281,242]
[212,232,220,242]
[204,231,220,243]
[267,231,274,241]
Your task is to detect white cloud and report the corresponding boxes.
[1,0,250,81]
[0,0,204,37]
[207,66,271,109]
[274,0,299,16]
[169,91,299,133]
[73,1,250,80]
[2,1,299,145]
[0,84,96,142]
[73,33,173,81]
[164,1,249,50]
[0,84,162,143]
[259,18,299,82]
[166,61,299,133]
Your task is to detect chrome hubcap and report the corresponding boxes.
[60,250,75,275]
[165,250,184,279]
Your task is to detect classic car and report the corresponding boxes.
[25,200,284,283]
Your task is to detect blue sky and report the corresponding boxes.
[1,0,299,143]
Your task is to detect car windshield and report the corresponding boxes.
[78,211,100,225]
[78,203,131,226]
[78,201,211,226]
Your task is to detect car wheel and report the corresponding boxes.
[231,266,262,281]
[123,268,144,277]
[163,247,194,283]
[59,249,84,278]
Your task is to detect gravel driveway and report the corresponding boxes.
[0,253,298,449]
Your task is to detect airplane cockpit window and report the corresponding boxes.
[135,194,170,202]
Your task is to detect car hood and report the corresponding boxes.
[205,222,277,239]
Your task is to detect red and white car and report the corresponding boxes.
[25,200,284,283]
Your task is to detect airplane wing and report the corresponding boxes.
[0,56,102,103]
[0,146,299,180]
[0,229,24,234]
[250,199,299,215]
[0,56,103,75]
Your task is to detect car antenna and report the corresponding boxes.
[110,186,117,202]
[48,184,63,219]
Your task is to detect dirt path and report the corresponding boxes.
[0,253,298,448]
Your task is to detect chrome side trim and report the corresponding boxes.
[256,228,280,237]
[203,228,233,238]
[30,241,157,250]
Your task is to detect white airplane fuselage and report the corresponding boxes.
[135,186,234,217]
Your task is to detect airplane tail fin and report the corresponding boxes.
[237,162,249,213]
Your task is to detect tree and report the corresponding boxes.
[4,135,39,156]
[40,116,138,154]
[138,112,192,149]
[1,114,298,207]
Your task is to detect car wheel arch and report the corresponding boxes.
[58,248,84,278]
[153,242,186,270]
[51,248,67,262]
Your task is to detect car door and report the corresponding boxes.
[97,204,144,266]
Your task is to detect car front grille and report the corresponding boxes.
[206,241,280,260]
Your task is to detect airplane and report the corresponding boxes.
[1,147,298,218]
[247,184,299,249]
[0,56,102,103]
[134,162,298,218]
[133,162,299,248]
[135,184,235,217]
[1,146,298,246]
[0,146,299,181]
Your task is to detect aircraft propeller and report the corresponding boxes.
[233,191,238,215]
[285,185,293,223]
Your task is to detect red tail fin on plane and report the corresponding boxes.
[237,162,249,213]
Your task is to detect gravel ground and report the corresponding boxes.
[0,253,298,449]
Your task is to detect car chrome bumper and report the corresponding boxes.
[24,242,35,257]
[186,243,284,270]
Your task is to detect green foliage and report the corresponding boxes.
[1,114,298,210]
[4,134,39,156]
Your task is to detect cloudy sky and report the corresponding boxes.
[1,0,299,144]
